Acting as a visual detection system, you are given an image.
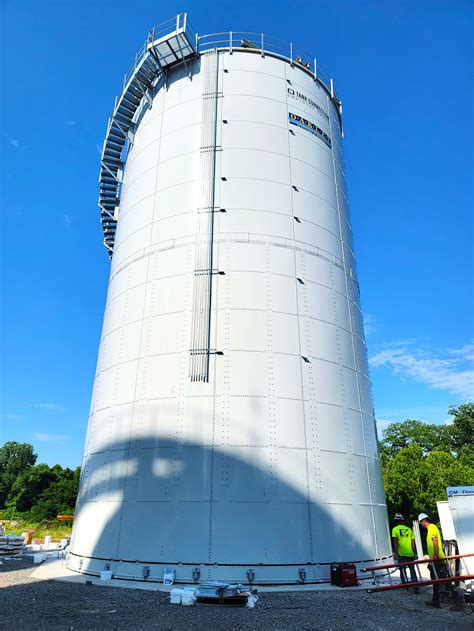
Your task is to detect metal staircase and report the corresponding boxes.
[98,14,196,258]
[98,14,341,259]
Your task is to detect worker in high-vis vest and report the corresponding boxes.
[391,513,419,592]
[418,512,448,608]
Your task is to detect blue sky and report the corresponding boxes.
[1,0,472,468]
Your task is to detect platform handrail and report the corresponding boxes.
[97,14,341,257]
[195,30,336,99]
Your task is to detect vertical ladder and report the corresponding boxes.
[189,49,220,381]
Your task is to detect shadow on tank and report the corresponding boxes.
[68,425,389,584]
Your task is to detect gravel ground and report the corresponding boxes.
[1,558,472,630]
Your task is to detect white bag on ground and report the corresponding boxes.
[170,588,183,604]
[246,593,259,609]
[181,592,197,606]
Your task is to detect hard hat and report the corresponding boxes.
[394,513,404,520]
[418,513,429,521]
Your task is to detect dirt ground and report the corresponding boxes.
[1,558,472,630]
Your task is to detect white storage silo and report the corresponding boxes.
[68,14,391,584]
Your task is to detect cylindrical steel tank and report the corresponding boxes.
[69,20,391,584]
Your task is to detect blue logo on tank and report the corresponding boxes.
[288,112,332,148]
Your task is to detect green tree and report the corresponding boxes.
[382,444,424,518]
[448,403,474,459]
[29,466,80,520]
[382,444,474,520]
[6,463,80,520]
[0,442,37,507]
[379,419,451,458]
[7,463,56,513]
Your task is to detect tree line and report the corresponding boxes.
[380,403,474,520]
[0,441,80,521]
[0,403,472,524]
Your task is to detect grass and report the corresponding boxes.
[1,515,73,540]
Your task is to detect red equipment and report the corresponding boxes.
[330,563,358,587]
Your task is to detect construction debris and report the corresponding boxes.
[169,582,258,608]
[0,534,24,558]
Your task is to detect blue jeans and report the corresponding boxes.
[398,555,418,583]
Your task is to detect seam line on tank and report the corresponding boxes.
[115,209,348,251]
[110,235,359,278]
[124,150,201,190]
[103,279,358,313]
[128,121,202,164]
[134,96,203,136]
[128,114,335,168]
[110,239,359,285]
[328,94,379,557]
[222,146,334,178]
[115,229,348,258]
[225,115,331,135]
[285,62,314,563]
[122,176,338,214]
[111,254,152,559]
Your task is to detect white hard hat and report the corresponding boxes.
[418,513,429,521]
